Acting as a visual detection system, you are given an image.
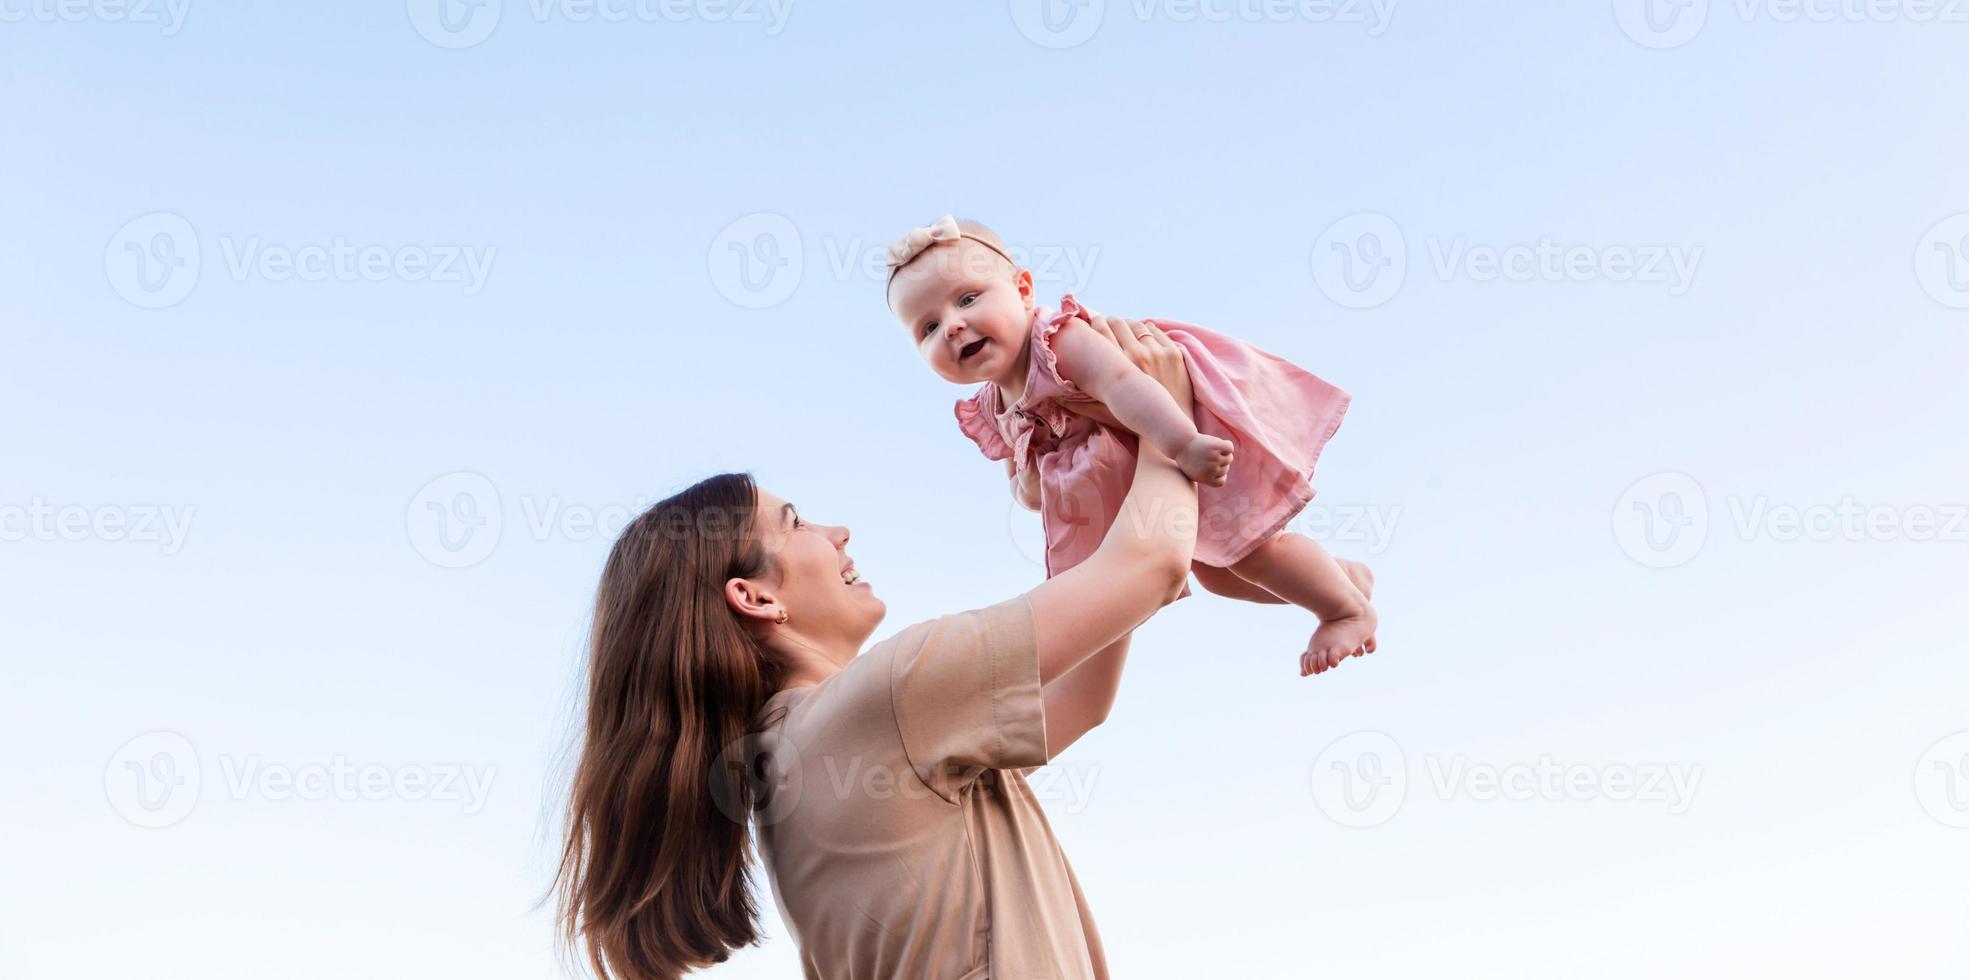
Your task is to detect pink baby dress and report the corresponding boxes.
[956,295,1351,577]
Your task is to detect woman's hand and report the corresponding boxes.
[1070,311,1229,485]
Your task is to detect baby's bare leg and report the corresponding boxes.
[1229,532,1378,677]
[1337,558,1377,654]
[1190,561,1287,604]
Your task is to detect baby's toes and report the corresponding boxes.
[1310,640,1350,672]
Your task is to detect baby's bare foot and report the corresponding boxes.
[1176,434,1234,487]
[1299,604,1378,678]
[1338,559,1377,653]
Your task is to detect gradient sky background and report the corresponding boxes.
[5,1,1968,977]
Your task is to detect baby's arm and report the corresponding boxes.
[1051,317,1233,486]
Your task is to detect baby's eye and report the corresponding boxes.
[921,321,939,338]
[958,293,978,307]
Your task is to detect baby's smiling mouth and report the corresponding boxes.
[958,338,988,362]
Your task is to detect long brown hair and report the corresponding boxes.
[555,472,783,979]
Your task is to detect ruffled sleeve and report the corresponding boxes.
[1030,294,1091,399]
[954,385,1013,461]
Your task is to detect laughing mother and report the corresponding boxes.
[553,316,1199,979]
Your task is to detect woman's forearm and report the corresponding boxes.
[1099,441,1196,590]
[1034,416,1194,754]
[1024,315,1200,689]
[1026,441,1196,685]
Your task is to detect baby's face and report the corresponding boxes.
[889,239,1034,386]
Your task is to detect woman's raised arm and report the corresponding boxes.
[1025,316,1198,686]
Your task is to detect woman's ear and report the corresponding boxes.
[725,576,779,625]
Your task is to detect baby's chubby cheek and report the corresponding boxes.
[922,348,961,382]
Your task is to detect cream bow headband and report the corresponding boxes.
[883,215,1016,285]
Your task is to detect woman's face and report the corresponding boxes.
[748,488,885,649]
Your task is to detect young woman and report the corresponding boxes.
[555,315,1201,979]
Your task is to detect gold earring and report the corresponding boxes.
[775,608,788,625]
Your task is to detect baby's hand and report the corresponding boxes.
[1014,470,1042,511]
[1176,433,1234,487]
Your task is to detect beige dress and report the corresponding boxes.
[753,596,1108,979]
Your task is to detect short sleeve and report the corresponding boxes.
[888,595,1047,803]
[1029,294,1094,398]
[954,388,1013,461]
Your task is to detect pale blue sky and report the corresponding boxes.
[4,2,1968,977]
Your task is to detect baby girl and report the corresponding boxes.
[885,216,1379,676]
